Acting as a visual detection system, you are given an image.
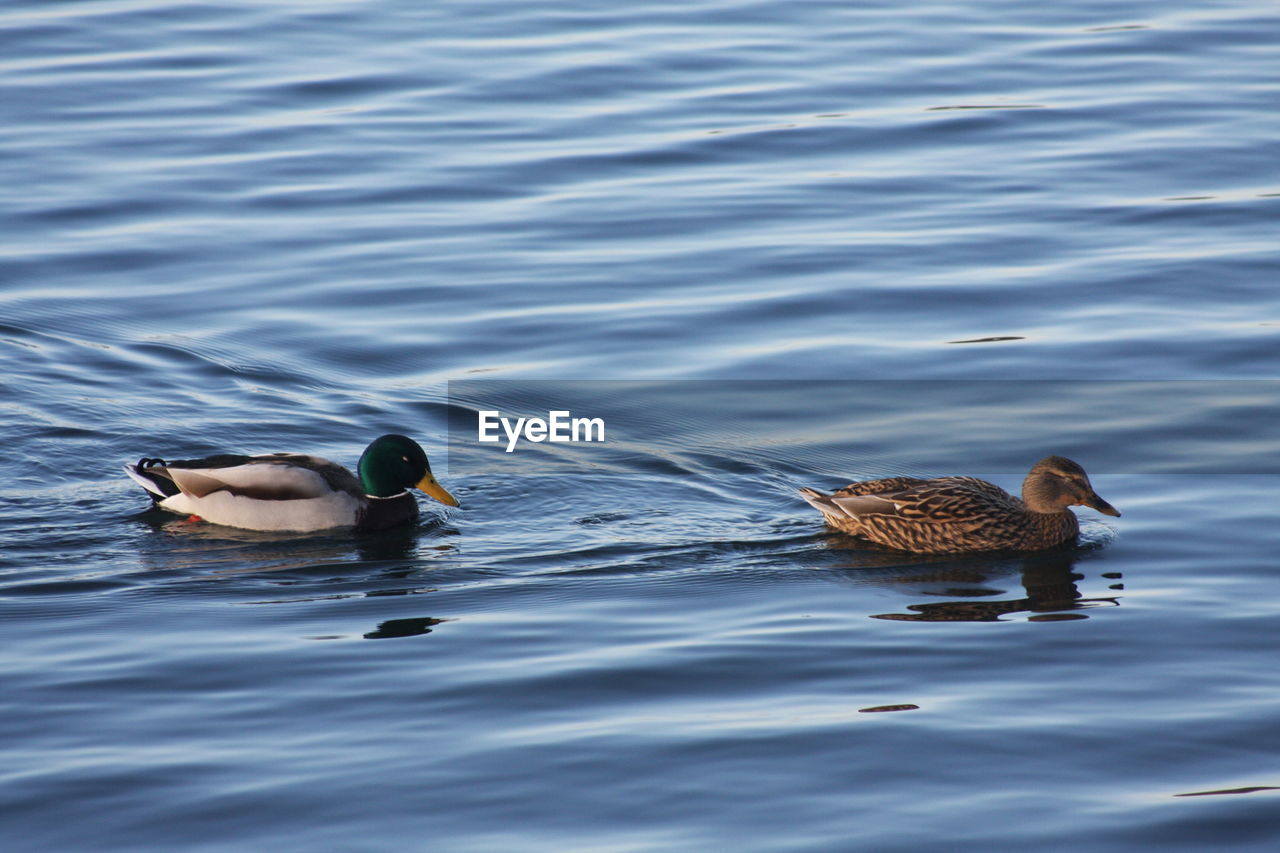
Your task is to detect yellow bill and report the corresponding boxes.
[416,473,460,507]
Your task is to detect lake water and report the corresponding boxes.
[3,0,1279,850]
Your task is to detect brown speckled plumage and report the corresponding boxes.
[799,456,1120,553]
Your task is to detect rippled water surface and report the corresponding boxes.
[3,0,1280,850]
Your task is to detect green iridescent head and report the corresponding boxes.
[357,434,459,505]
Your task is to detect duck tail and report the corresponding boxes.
[797,487,834,511]
[124,458,179,501]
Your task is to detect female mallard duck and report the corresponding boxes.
[799,456,1119,553]
[124,434,458,533]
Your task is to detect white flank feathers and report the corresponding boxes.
[132,457,367,532]
[159,489,364,532]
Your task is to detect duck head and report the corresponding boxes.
[1022,456,1119,517]
[358,434,460,506]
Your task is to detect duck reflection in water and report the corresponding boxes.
[813,535,1122,622]
[131,509,449,572]
[131,511,455,639]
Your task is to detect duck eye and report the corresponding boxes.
[402,456,410,463]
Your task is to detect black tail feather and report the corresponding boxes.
[129,459,180,500]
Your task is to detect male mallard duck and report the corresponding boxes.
[124,434,458,533]
[799,456,1119,553]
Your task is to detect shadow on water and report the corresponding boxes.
[128,508,457,640]
[129,507,453,567]
[812,533,1122,623]
[363,616,448,639]
[1173,785,1280,798]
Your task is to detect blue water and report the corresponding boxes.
[3,0,1280,849]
